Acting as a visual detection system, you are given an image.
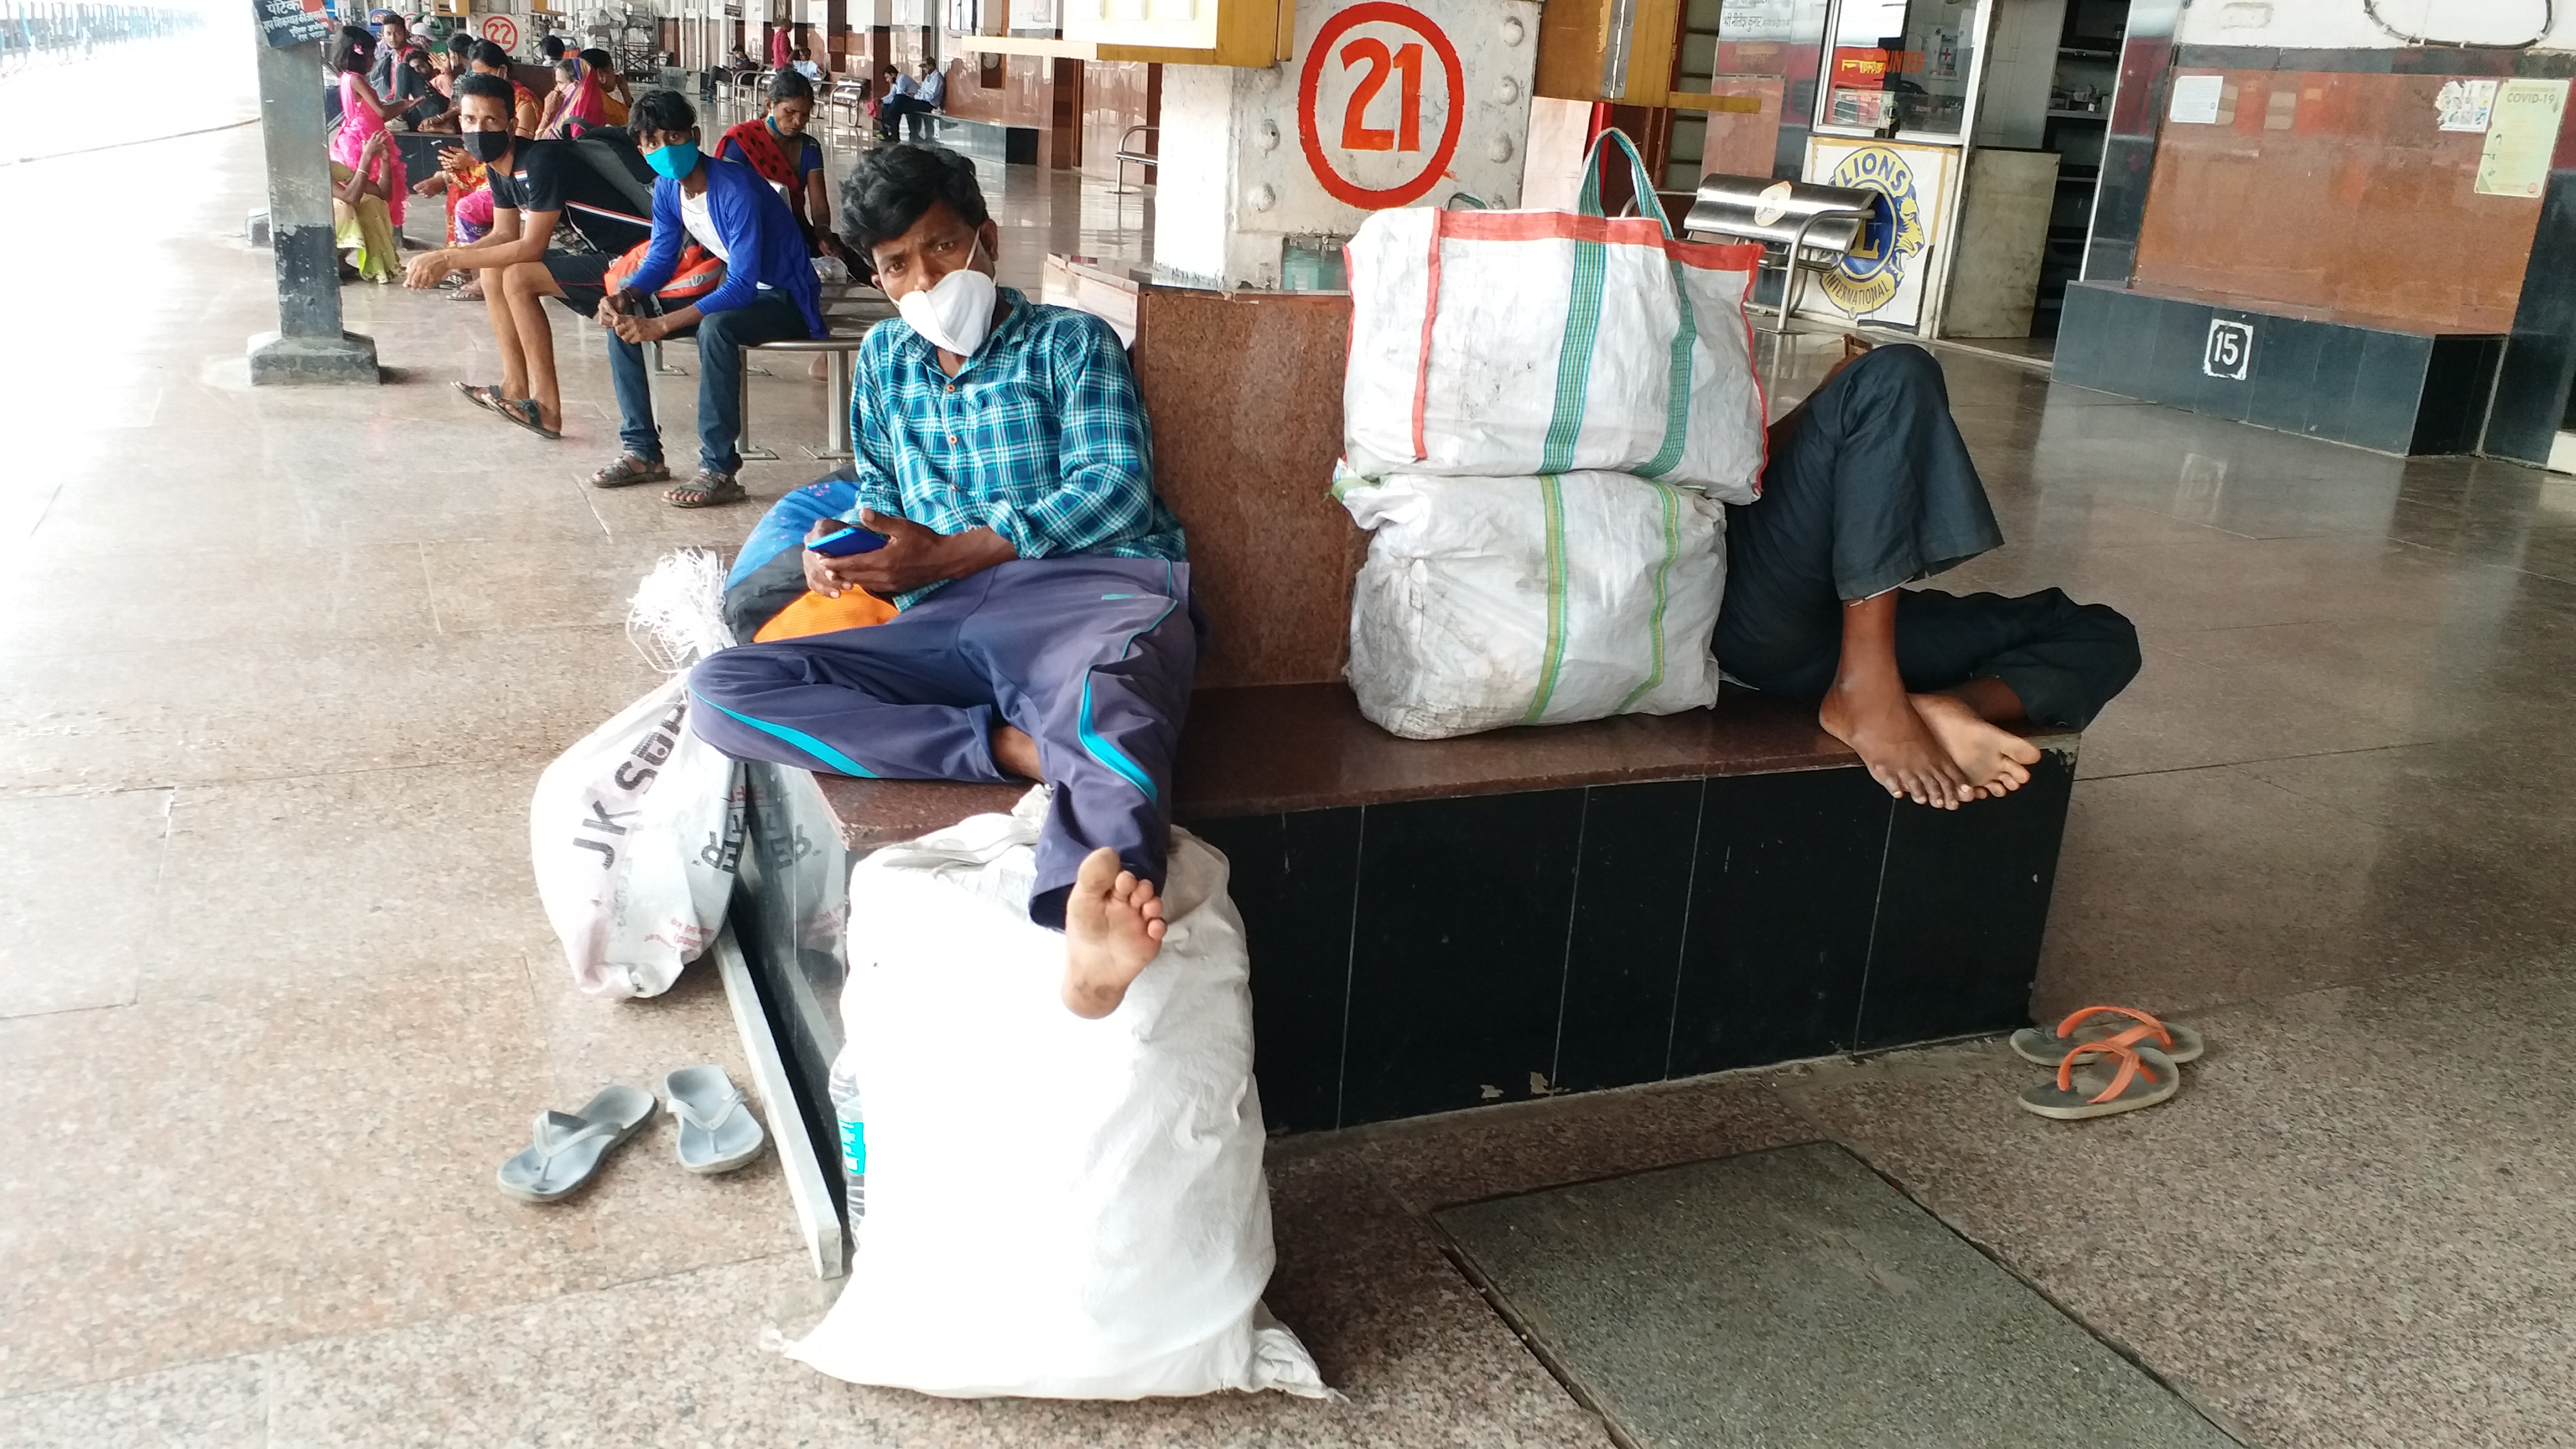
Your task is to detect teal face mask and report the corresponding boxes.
[646,141,700,179]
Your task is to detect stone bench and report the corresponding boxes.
[2054,279,2503,455]
[724,263,2080,1167]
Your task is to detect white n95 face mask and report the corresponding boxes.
[897,242,998,358]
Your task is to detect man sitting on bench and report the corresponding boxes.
[401,72,654,438]
[588,89,824,509]
[1721,338,2141,809]
[688,144,1193,1018]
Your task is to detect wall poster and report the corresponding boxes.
[2475,78,2568,198]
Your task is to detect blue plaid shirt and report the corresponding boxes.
[846,287,1185,608]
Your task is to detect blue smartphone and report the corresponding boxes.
[809,522,888,556]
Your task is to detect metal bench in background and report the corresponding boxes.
[1683,175,1879,408]
[1112,124,1157,195]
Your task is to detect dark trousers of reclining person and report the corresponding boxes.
[1717,342,2141,808]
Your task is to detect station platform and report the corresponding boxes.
[6,30,2576,1447]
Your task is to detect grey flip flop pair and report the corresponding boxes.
[2011,1006,2204,1121]
[496,1066,766,1202]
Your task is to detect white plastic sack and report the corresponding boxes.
[1341,132,1768,500]
[1339,469,1727,741]
[787,790,1328,1402]
[529,552,746,998]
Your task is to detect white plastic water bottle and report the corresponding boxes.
[826,1053,866,1238]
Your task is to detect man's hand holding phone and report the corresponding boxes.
[803,512,1016,599]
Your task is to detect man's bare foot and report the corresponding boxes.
[992,723,1041,780]
[1913,692,2042,798]
[1820,680,1978,809]
[1062,846,1164,1018]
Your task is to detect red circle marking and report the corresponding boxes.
[480,13,517,49]
[1298,1,1466,210]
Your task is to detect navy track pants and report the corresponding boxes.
[686,556,1201,929]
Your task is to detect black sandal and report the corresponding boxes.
[591,455,671,489]
[491,396,561,441]
[665,470,747,508]
[452,381,504,413]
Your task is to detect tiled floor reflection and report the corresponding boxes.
[4,29,2575,1448]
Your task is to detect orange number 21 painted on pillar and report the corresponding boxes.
[1338,37,1423,151]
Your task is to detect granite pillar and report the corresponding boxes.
[249,28,379,385]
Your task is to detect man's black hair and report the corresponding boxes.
[540,34,566,60]
[453,72,513,105]
[580,46,613,70]
[445,31,475,58]
[768,68,813,102]
[471,39,510,69]
[378,12,406,33]
[839,143,988,259]
[630,88,697,136]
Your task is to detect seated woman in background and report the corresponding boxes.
[719,69,842,259]
[328,28,409,236]
[722,68,849,376]
[397,50,449,130]
[581,48,633,125]
[333,130,401,283]
[467,40,542,137]
[411,141,494,299]
[536,53,606,139]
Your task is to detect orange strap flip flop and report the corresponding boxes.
[2011,1004,2204,1067]
[2018,1040,2180,1121]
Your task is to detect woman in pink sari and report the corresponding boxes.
[329,28,407,229]
[536,54,607,139]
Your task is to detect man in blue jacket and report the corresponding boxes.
[590,89,824,508]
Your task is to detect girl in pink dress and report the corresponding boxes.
[329,27,408,229]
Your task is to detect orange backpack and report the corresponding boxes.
[605,240,725,304]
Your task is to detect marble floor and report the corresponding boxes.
[5,29,2576,1449]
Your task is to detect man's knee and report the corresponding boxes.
[2086,600,2143,694]
[499,261,553,299]
[697,309,747,349]
[687,646,780,710]
[1845,342,1947,401]
[2039,588,2143,692]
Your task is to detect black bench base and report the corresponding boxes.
[1196,750,2075,1133]
[727,692,2081,1188]
[2055,280,2502,455]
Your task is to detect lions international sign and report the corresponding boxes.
[1800,139,1954,329]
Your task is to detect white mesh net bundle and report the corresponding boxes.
[624,548,737,675]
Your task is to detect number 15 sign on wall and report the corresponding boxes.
[1298,1,1466,209]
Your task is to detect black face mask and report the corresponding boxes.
[462,128,512,163]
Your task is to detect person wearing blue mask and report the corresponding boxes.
[688,143,1194,1021]
[586,88,825,508]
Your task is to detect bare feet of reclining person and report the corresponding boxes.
[1062,846,1165,1019]
[1817,591,2042,808]
[1914,686,2042,798]
[1820,675,1978,808]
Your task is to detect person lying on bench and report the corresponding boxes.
[585,89,823,508]
[688,143,1194,1020]
[401,73,654,438]
[1720,338,2141,809]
